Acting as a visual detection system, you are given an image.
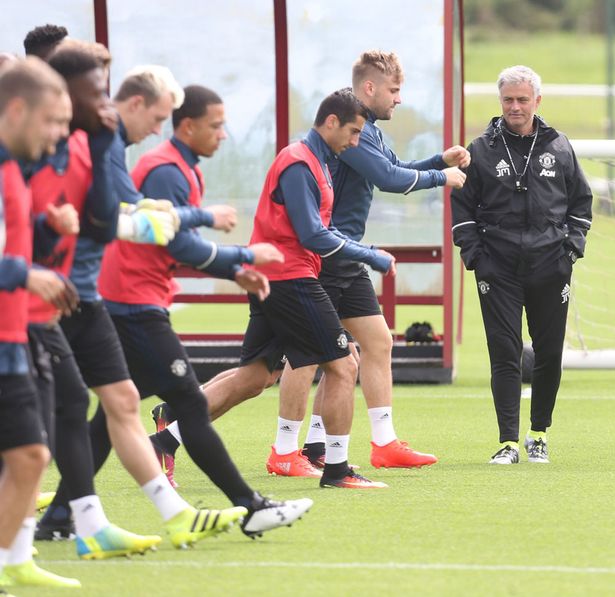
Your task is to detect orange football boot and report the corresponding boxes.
[371,439,438,468]
[266,447,322,478]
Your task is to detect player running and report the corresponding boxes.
[29,48,246,553]
[0,57,82,591]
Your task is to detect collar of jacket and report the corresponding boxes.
[486,115,557,146]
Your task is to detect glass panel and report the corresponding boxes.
[106,0,277,297]
[107,0,276,247]
[1,1,95,55]
[287,0,445,248]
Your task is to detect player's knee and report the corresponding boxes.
[5,444,50,479]
[263,369,282,390]
[233,368,272,399]
[99,381,140,420]
[324,355,358,385]
[243,378,269,398]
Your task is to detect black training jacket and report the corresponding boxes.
[451,116,592,275]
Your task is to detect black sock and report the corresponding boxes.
[322,461,350,480]
[150,429,180,456]
[302,442,325,457]
[39,503,72,524]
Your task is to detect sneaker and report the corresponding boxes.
[266,447,322,478]
[164,506,247,549]
[524,436,549,463]
[35,492,56,512]
[370,439,438,468]
[489,445,520,464]
[241,494,313,539]
[0,560,80,588]
[35,511,76,541]
[76,524,162,560]
[320,468,388,489]
[151,402,176,432]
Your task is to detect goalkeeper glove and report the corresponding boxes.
[116,205,177,246]
[135,199,181,231]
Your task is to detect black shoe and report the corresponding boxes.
[151,402,177,429]
[35,518,76,541]
[320,468,388,489]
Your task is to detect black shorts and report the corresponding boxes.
[29,323,90,416]
[320,266,382,320]
[60,301,130,388]
[109,309,200,398]
[240,278,350,370]
[0,373,47,451]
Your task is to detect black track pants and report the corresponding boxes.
[475,256,572,442]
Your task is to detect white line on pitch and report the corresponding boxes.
[392,394,615,401]
[41,560,615,575]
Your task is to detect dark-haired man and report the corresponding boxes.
[33,55,248,551]
[97,84,313,536]
[237,88,398,488]
[23,24,68,59]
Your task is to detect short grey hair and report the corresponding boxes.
[497,65,541,97]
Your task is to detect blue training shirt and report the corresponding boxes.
[329,110,448,242]
[106,136,254,316]
[275,129,392,273]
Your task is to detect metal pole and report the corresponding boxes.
[607,0,614,210]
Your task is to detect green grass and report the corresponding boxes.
[24,260,615,597]
[465,32,607,85]
[464,94,608,142]
[464,31,612,150]
[30,375,615,596]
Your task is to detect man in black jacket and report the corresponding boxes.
[451,65,592,465]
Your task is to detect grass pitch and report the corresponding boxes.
[29,38,615,591]
[27,269,615,597]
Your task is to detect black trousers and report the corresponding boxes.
[28,324,95,499]
[475,254,572,442]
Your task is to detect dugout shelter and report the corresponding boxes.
[2,0,465,383]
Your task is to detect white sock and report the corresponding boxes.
[324,434,350,464]
[368,407,397,446]
[167,420,182,444]
[0,546,9,575]
[305,415,326,444]
[273,417,302,455]
[141,473,189,521]
[69,495,110,538]
[7,517,35,565]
